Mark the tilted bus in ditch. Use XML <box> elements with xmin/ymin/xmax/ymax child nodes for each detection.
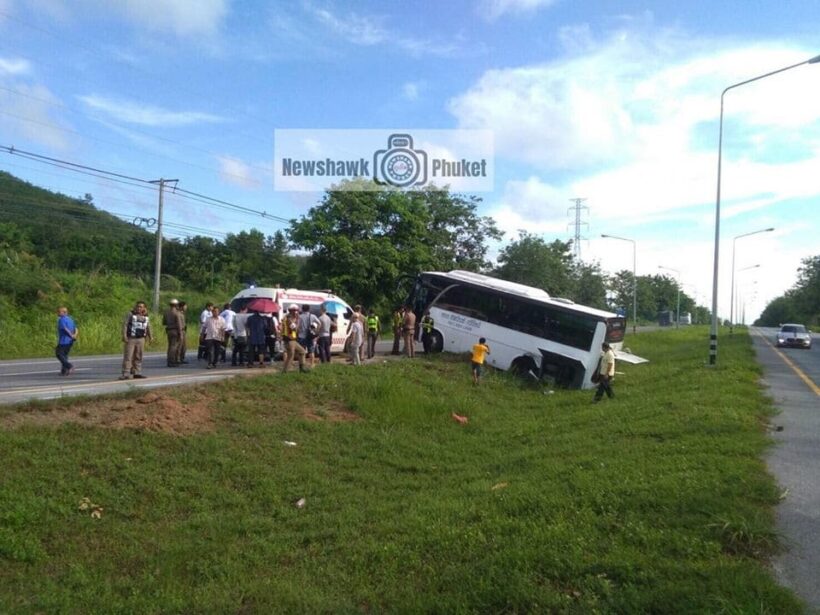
<box><xmin>405</xmin><ymin>270</ymin><xmax>646</xmax><ymax>389</ymax></box>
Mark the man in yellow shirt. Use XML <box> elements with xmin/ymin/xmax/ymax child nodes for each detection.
<box><xmin>471</xmin><ymin>337</ymin><xmax>490</xmax><ymax>385</ymax></box>
<box><xmin>593</xmin><ymin>342</ymin><xmax>616</xmax><ymax>402</ymax></box>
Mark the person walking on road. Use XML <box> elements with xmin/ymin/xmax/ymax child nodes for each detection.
<box><xmin>55</xmin><ymin>306</ymin><xmax>78</xmax><ymax>376</ymax></box>
<box><xmin>420</xmin><ymin>310</ymin><xmax>435</xmax><ymax>355</ymax></box>
<box><xmin>162</xmin><ymin>298</ymin><xmax>184</xmax><ymax>367</ymax></box>
<box><xmin>232</xmin><ymin>307</ymin><xmax>249</xmax><ymax>366</ymax></box>
<box><xmin>391</xmin><ymin>306</ymin><xmax>403</xmax><ymax>355</ymax></box>
<box><xmin>366</xmin><ymin>309</ymin><xmax>380</xmax><ymax>359</ymax></box>
<box><xmin>120</xmin><ymin>301</ymin><xmax>152</xmax><ymax>380</ymax></box>
<box><xmin>203</xmin><ymin>305</ymin><xmax>227</xmax><ymax>369</ymax></box>
<box><xmin>402</xmin><ymin>304</ymin><xmax>416</xmax><ymax>358</ymax></box>
<box><xmin>593</xmin><ymin>342</ymin><xmax>616</xmax><ymax>402</ymax></box>
<box><xmin>281</xmin><ymin>304</ymin><xmax>308</xmax><ymax>373</ymax></box>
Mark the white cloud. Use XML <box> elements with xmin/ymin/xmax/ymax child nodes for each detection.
<box><xmin>0</xmin><ymin>83</ymin><xmax>71</xmax><ymax>150</ymax></box>
<box><xmin>480</xmin><ymin>0</ymin><xmax>558</xmax><ymax>20</ymax></box>
<box><xmin>78</xmin><ymin>94</ymin><xmax>225</xmax><ymax>127</ymax></box>
<box><xmin>402</xmin><ymin>81</ymin><xmax>422</xmax><ymax>101</ymax></box>
<box><xmin>107</xmin><ymin>0</ymin><xmax>229</xmax><ymax>37</ymax></box>
<box><xmin>308</xmin><ymin>6</ymin><xmax>461</xmax><ymax>57</ymax></box>
<box><xmin>217</xmin><ymin>155</ymin><xmax>261</xmax><ymax>189</ymax></box>
<box><xmin>0</xmin><ymin>56</ymin><xmax>31</xmax><ymax>75</ymax></box>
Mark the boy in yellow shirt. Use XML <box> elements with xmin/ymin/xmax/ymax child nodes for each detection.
<box><xmin>471</xmin><ymin>337</ymin><xmax>490</xmax><ymax>385</ymax></box>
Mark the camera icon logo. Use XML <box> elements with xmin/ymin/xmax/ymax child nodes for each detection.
<box><xmin>373</xmin><ymin>133</ymin><xmax>428</xmax><ymax>188</ymax></box>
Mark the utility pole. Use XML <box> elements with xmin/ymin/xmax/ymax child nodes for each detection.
<box><xmin>150</xmin><ymin>178</ymin><xmax>178</xmax><ymax>313</ymax></box>
<box><xmin>567</xmin><ymin>198</ymin><xmax>588</xmax><ymax>260</ymax></box>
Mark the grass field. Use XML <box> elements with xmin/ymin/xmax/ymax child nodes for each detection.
<box><xmin>0</xmin><ymin>327</ymin><xmax>803</xmax><ymax>613</ymax></box>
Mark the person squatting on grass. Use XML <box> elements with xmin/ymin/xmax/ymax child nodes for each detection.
<box><xmin>55</xmin><ymin>306</ymin><xmax>78</xmax><ymax>376</ymax></box>
<box><xmin>471</xmin><ymin>337</ymin><xmax>490</xmax><ymax>385</ymax></box>
<box><xmin>593</xmin><ymin>342</ymin><xmax>616</xmax><ymax>402</ymax></box>
<box><xmin>120</xmin><ymin>301</ymin><xmax>152</xmax><ymax>380</ymax></box>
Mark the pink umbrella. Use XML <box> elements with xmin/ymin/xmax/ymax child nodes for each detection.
<box><xmin>246</xmin><ymin>298</ymin><xmax>279</xmax><ymax>314</ymax></box>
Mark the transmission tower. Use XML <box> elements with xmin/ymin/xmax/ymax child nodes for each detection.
<box><xmin>567</xmin><ymin>197</ymin><xmax>588</xmax><ymax>260</ymax></box>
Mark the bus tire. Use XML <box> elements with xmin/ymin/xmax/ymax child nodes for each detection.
<box><xmin>429</xmin><ymin>330</ymin><xmax>443</xmax><ymax>353</ymax></box>
<box><xmin>510</xmin><ymin>356</ymin><xmax>538</xmax><ymax>380</ymax></box>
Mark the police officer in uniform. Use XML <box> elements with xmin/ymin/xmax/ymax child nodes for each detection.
<box><xmin>366</xmin><ymin>309</ymin><xmax>380</xmax><ymax>359</ymax></box>
<box><xmin>281</xmin><ymin>304</ymin><xmax>308</xmax><ymax>373</ymax></box>
<box><xmin>420</xmin><ymin>310</ymin><xmax>435</xmax><ymax>354</ymax></box>
<box><xmin>391</xmin><ymin>306</ymin><xmax>403</xmax><ymax>355</ymax></box>
<box><xmin>120</xmin><ymin>301</ymin><xmax>152</xmax><ymax>380</ymax></box>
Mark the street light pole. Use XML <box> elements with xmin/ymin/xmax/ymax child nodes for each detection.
<box><xmin>710</xmin><ymin>53</ymin><xmax>820</xmax><ymax>365</ymax></box>
<box><xmin>735</xmin><ymin>265</ymin><xmax>759</xmax><ymax>327</ymax></box>
<box><xmin>730</xmin><ymin>228</ymin><xmax>773</xmax><ymax>334</ymax></box>
<box><xmin>658</xmin><ymin>265</ymin><xmax>681</xmax><ymax>329</ymax></box>
<box><xmin>602</xmin><ymin>234</ymin><xmax>637</xmax><ymax>334</ymax></box>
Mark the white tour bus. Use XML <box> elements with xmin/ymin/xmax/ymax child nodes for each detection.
<box><xmin>405</xmin><ymin>270</ymin><xmax>646</xmax><ymax>389</ymax></box>
<box><xmin>230</xmin><ymin>286</ymin><xmax>353</xmax><ymax>353</ymax></box>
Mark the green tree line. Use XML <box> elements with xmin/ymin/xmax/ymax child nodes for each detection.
<box><xmin>756</xmin><ymin>255</ymin><xmax>820</xmax><ymax>326</ymax></box>
<box><xmin>1</xmin><ymin>171</ymin><xmax>706</xmax><ymax>329</ymax></box>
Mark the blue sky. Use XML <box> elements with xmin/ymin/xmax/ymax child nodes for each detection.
<box><xmin>1</xmin><ymin>0</ymin><xmax>819</xmax><ymax>322</ymax></box>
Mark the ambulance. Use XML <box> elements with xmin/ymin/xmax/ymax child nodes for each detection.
<box><xmin>229</xmin><ymin>286</ymin><xmax>354</xmax><ymax>353</ymax></box>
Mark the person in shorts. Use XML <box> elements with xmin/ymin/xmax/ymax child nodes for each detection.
<box><xmin>471</xmin><ymin>337</ymin><xmax>491</xmax><ymax>386</ymax></box>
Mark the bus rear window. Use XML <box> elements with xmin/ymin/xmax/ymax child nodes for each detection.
<box><xmin>605</xmin><ymin>317</ymin><xmax>625</xmax><ymax>343</ymax></box>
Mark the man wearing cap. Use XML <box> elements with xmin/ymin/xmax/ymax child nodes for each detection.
<box><xmin>162</xmin><ymin>298</ymin><xmax>184</xmax><ymax>367</ymax></box>
<box><xmin>281</xmin><ymin>304</ymin><xmax>308</xmax><ymax>373</ymax></box>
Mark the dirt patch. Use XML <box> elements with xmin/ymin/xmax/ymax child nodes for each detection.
<box><xmin>1</xmin><ymin>391</ymin><xmax>216</xmax><ymax>436</ymax></box>
<box><xmin>302</xmin><ymin>400</ymin><xmax>360</xmax><ymax>422</ymax></box>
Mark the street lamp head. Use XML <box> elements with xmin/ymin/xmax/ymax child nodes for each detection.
<box><xmin>808</xmin><ymin>54</ymin><xmax>820</xmax><ymax>64</ymax></box>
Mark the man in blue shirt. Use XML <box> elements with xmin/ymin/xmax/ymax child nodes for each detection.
<box><xmin>56</xmin><ymin>306</ymin><xmax>78</xmax><ymax>376</ymax></box>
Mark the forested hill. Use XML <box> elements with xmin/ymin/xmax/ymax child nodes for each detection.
<box><xmin>0</xmin><ymin>170</ymin><xmax>155</xmax><ymax>274</ymax></box>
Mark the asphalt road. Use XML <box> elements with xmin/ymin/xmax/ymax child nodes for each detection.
<box><xmin>751</xmin><ymin>326</ymin><xmax>820</xmax><ymax>609</ymax></box>
<box><xmin>0</xmin><ymin>340</ymin><xmax>400</xmax><ymax>405</ymax></box>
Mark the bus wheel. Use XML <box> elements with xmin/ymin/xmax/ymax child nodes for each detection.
<box><xmin>430</xmin><ymin>330</ymin><xmax>443</xmax><ymax>353</ymax></box>
<box><xmin>510</xmin><ymin>357</ymin><xmax>538</xmax><ymax>380</ymax></box>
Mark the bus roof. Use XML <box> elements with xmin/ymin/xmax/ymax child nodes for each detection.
<box><xmin>423</xmin><ymin>270</ymin><xmax>619</xmax><ymax>320</ymax></box>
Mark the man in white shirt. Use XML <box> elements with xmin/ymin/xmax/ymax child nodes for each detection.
<box><xmin>198</xmin><ymin>302</ymin><xmax>214</xmax><ymax>360</ymax></box>
<box><xmin>219</xmin><ymin>303</ymin><xmax>236</xmax><ymax>363</ymax></box>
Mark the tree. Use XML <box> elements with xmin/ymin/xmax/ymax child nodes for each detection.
<box><xmin>289</xmin><ymin>180</ymin><xmax>502</xmax><ymax>311</ymax></box>
<box><xmin>756</xmin><ymin>255</ymin><xmax>820</xmax><ymax>326</ymax></box>
<box><xmin>571</xmin><ymin>260</ymin><xmax>608</xmax><ymax>309</ymax></box>
<box><xmin>494</xmin><ymin>233</ymin><xmax>575</xmax><ymax>297</ymax></box>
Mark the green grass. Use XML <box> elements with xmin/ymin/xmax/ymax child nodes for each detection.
<box><xmin>0</xmin><ymin>327</ymin><xmax>803</xmax><ymax>613</ymax></box>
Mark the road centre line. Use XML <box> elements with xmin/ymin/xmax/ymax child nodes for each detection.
<box><xmin>756</xmin><ymin>330</ymin><xmax>820</xmax><ymax>397</ymax></box>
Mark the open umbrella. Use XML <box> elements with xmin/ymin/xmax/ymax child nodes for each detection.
<box><xmin>246</xmin><ymin>297</ymin><xmax>279</xmax><ymax>314</ymax></box>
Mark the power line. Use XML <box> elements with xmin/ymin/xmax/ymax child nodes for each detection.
<box><xmin>1</xmin><ymin>145</ymin><xmax>287</xmax><ymax>226</ymax></box>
